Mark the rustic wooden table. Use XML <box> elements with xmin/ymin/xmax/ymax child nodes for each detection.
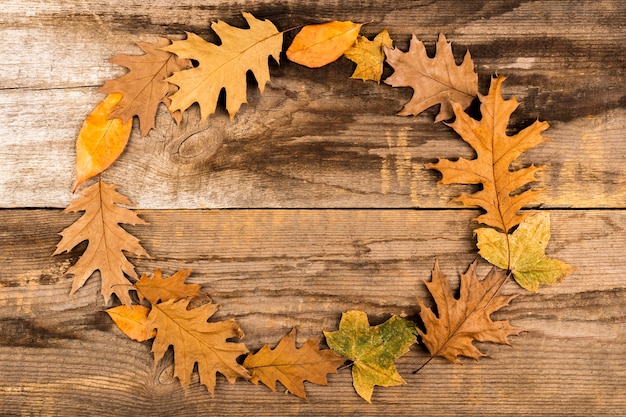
<box><xmin>1</xmin><ymin>1</ymin><xmax>624</xmax><ymax>415</ymax></box>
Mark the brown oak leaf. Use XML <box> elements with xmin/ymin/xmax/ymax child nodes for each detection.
<box><xmin>100</xmin><ymin>37</ymin><xmax>191</xmax><ymax>136</ymax></box>
<box><xmin>428</xmin><ymin>76</ymin><xmax>549</xmax><ymax>233</ymax></box>
<box><xmin>243</xmin><ymin>328</ymin><xmax>344</xmax><ymax>398</ymax></box>
<box><xmin>163</xmin><ymin>12</ymin><xmax>282</xmax><ymax>121</ymax></box>
<box><xmin>384</xmin><ymin>33</ymin><xmax>478</xmax><ymax>122</ymax></box>
<box><xmin>135</xmin><ymin>269</ymin><xmax>201</xmax><ymax>304</ymax></box>
<box><xmin>54</xmin><ymin>179</ymin><xmax>149</xmax><ymax>305</ymax></box>
<box><xmin>417</xmin><ymin>260</ymin><xmax>523</xmax><ymax>363</ymax></box>
<box><xmin>148</xmin><ymin>298</ymin><xmax>250</xmax><ymax>393</ymax></box>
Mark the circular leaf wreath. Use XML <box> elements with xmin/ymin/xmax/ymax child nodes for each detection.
<box><xmin>54</xmin><ymin>13</ymin><xmax>574</xmax><ymax>402</ymax></box>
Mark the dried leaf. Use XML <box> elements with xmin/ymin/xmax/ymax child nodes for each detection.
<box><xmin>384</xmin><ymin>33</ymin><xmax>478</xmax><ymax>122</ymax></box>
<box><xmin>148</xmin><ymin>298</ymin><xmax>250</xmax><ymax>393</ymax></box>
<box><xmin>427</xmin><ymin>76</ymin><xmax>549</xmax><ymax>233</ymax></box>
<box><xmin>135</xmin><ymin>269</ymin><xmax>201</xmax><ymax>304</ymax></box>
<box><xmin>417</xmin><ymin>260</ymin><xmax>523</xmax><ymax>364</ymax></box>
<box><xmin>324</xmin><ymin>310</ymin><xmax>416</xmax><ymax>402</ymax></box>
<box><xmin>286</xmin><ymin>21</ymin><xmax>363</xmax><ymax>68</ymax></box>
<box><xmin>73</xmin><ymin>93</ymin><xmax>132</xmax><ymax>192</ymax></box>
<box><xmin>476</xmin><ymin>212</ymin><xmax>575</xmax><ymax>292</ymax></box>
<box><xmin>344</xmin><ymin>29</ymin><xmax>393</xmax><ymax>83</ymax></box>
<box><xmin>163</xmin><ymin>12</ymin><xmax>282</xmax><ymax>121</ymax></box>
<box><xmin>243</xmin><ymin>328</ymin><xmax>344</xmax><ymax>398</ymax></box>
<box><xmin>100</xmin><ymin>37</ymin><xmax>191</xmax><ymax>136</ymax></box>
<box><xmin>105</xmin><ymin>304</ymin><xmax>155</xmax><ymax>342</ymax></box>
<box><xmin>53</xmin><ymin>179</ymin><xmax>149</xmax><ymax>305</ymax></box>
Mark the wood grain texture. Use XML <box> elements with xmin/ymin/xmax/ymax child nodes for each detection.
<box><xmin>1</xmin><ymin>0</ymin><xmax>625</xmax><ymax>415</ymax></box>
<box><xmin>0</xmin><ymin>0</ymin><xmax>624</xmax><ymax>208</ymax></box>
<box><xmin>1</xmin><ymin>209</ymin><xmax>625</xmax><ymax>415</ymax></box>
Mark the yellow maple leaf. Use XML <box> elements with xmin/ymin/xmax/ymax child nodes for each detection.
<box><xmin>163</xmin><ymin>12</ymin><xmax>282</xmax><ymax>121</ymax></box>
<box><xmin>344</xmin><ymin>29</ymin><xmax>393</xmax><ymax>83</ymax></box>
<box><xmin>476</xmin><ymin>212</ymin><xmax>575</xmax><ymax>292</ymax></box>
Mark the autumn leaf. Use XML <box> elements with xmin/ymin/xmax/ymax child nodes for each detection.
<box><xmin>135</xmin><ymin>269</ymin><xmax>201</xmax><ymax>304</ymax></box>
<box><xmin>286</xmin><ymin>21</ymin><xmax>363</xmax><ymax>68</ymax></box>
<box><xmin>324</xmin><ymin>310</ymin><xmax>416</xmax><ymax>402</ymax></box>
<box><xmin>105</xmin><ymin>304</ymin><xmax>155</xmax><ymax>342</ymax></box>
<box><xmin>344</xmin><ymin>29</ymin><xmax>393</xmax><ymax>83</ymax></box>
<box><xmin>384</xmin><ymin>33</ymin><xmax>478</xmax><ymax>122</ymax></box>
<box><xmin>243</xmin><ymin>328</ymin><xmax>344</xmax><ymax>398</ymax></box>
<box><xmin>163</xmin><ymin>12</ymin><xmax>282</xmax><ymax>121</ymax></box>
<box><xmin>476</xmin><ymin>211</ymin><xmax>575</xmax><ymax>292</ymax></box>
<box><xmin>417</xmin><ymin>260</ymin><xmax>523</xmax><ymax>364</ymax></box>
<box><xmin>53</xmin><ymin>179</ymin><xmax>149</xmax><ymax>305</ymax></box>
<box><xmin>148</xmin><ymin>298</ymin><xmax>250</xmax><ymax>393</ymax></box>
<box><xmin>73</xmin><ymin>93</ymin><xmax>132</xmax><ymax>192</ymax></box>
<box><xmin>100</xmin><ymin>37</ymin><xmax>191</xmax><ymax>136</ymax></box>
<box><xmin>427</xmin><ymin>76</ymin><xmax>549</xmax><ymax>233</ymax></box>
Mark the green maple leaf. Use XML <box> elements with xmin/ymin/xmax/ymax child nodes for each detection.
<box><xmin>476</xmin><ymin>211</ymin><xmax>575</xmax><ymax>291</ymax></box>
<box><xmin>324</xmin><ymin>310</ymin><xmax>416</xmax><ymax>402</ymax></box>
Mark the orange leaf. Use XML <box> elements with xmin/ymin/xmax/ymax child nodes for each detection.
<box><xmin>135</xmin><ymin>269</ymin><xmax>201</xmax><ymax>304</ymax></box>
<box><xmin>73</xmin><ymin>93</ymin><xmax>132</xmax><ymax>192</ymax></box>
<box><xmin>287</xmin><ymin>21</ymin><xmax>363</xmax><ymax>68</ymax></box>
<box><xmin>243</xmin><ymin>328</ymin><xmax>344</xmax><ymax>398</ymax></box>
<box><xmin>106</xmin><ymin>304</ymin><xmax>155</xmax><ymax>342</ymax></box>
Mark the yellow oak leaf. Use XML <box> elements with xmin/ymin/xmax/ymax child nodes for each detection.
<box><xmin>286</xmin><ymin>21</ymin><xmax>363</xmax><ymax>68</ymax></box>
<box><xmin>418</xmin><ymin>260</ymin><xmax>523</xmax><ymax>364</ymax></box>
<box><xmin>148</xmin><ymin>298</ymin><xmax>250</xmax><ymax>393</ymax></box>
<box><xmin>163</xmin><ymin>12</ymin><xmax>282</xmax><ymax>121</ymax></box>
<box><xmin>476</xmin><ymin>211</ymin><xmax>575</xmax><ymax>292</ymax></box>
<box><xmin>105</xmin><ymin>304</ymin><xmax>155</xmax><ymax>342</ymax></box>
<box><xmin>53</xmin><ymin>179</ymin><xmax>149</xmax><ymax>305</ymax></box>
<box><xmin>243</xmin><ymin>328</ymin><xmax>344</xmax><ymax>398</ymax></box>
<box><xmin>73</xmin><ymin>93</ymin><xmax>132</xmax><ymax>192</ymax></box>
<box><xmin>428</xmin><ymin>76</ymin><xmax>548</xmax><ymax>233</ymax></box>
<box><xmin>344</xmin><ymin>29</ymin><xmax>393</xmax><ymax>83</ymax></box>
<box><xmin>384</xmin><ymin>33</ymin><xmax>477</xmax><ymax>122</ymax></box>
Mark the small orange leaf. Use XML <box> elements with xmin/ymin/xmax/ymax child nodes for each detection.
<box><xmin>106</xmin><ymin>304</ymin><xmax>156</xmax><ymax>342</ymax></box>
<box><xmin>73</xmin><ymin>93</ymin><xmax>132</xmax><ymax>192</ymax></box>
<box><xmin>286</xmin><ymin>21</ymin><xmax>363</xmax><ymax>68</ymax></box>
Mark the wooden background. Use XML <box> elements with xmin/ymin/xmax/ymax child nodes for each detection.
<box><xmin>1</xmin><ymin>0</ymin><xmax>624</xmax><ymax>415</ymax></box>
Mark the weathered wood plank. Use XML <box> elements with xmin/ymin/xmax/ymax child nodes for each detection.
<box><xmin>1</xmin><ymin>0</ymin><xmax>624</xmax><ymax>209</ymax></box>
<box><xmin>1</xmin><ymin>209</ymin><xmax>624</xmax><ymax>415</ymax></box>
